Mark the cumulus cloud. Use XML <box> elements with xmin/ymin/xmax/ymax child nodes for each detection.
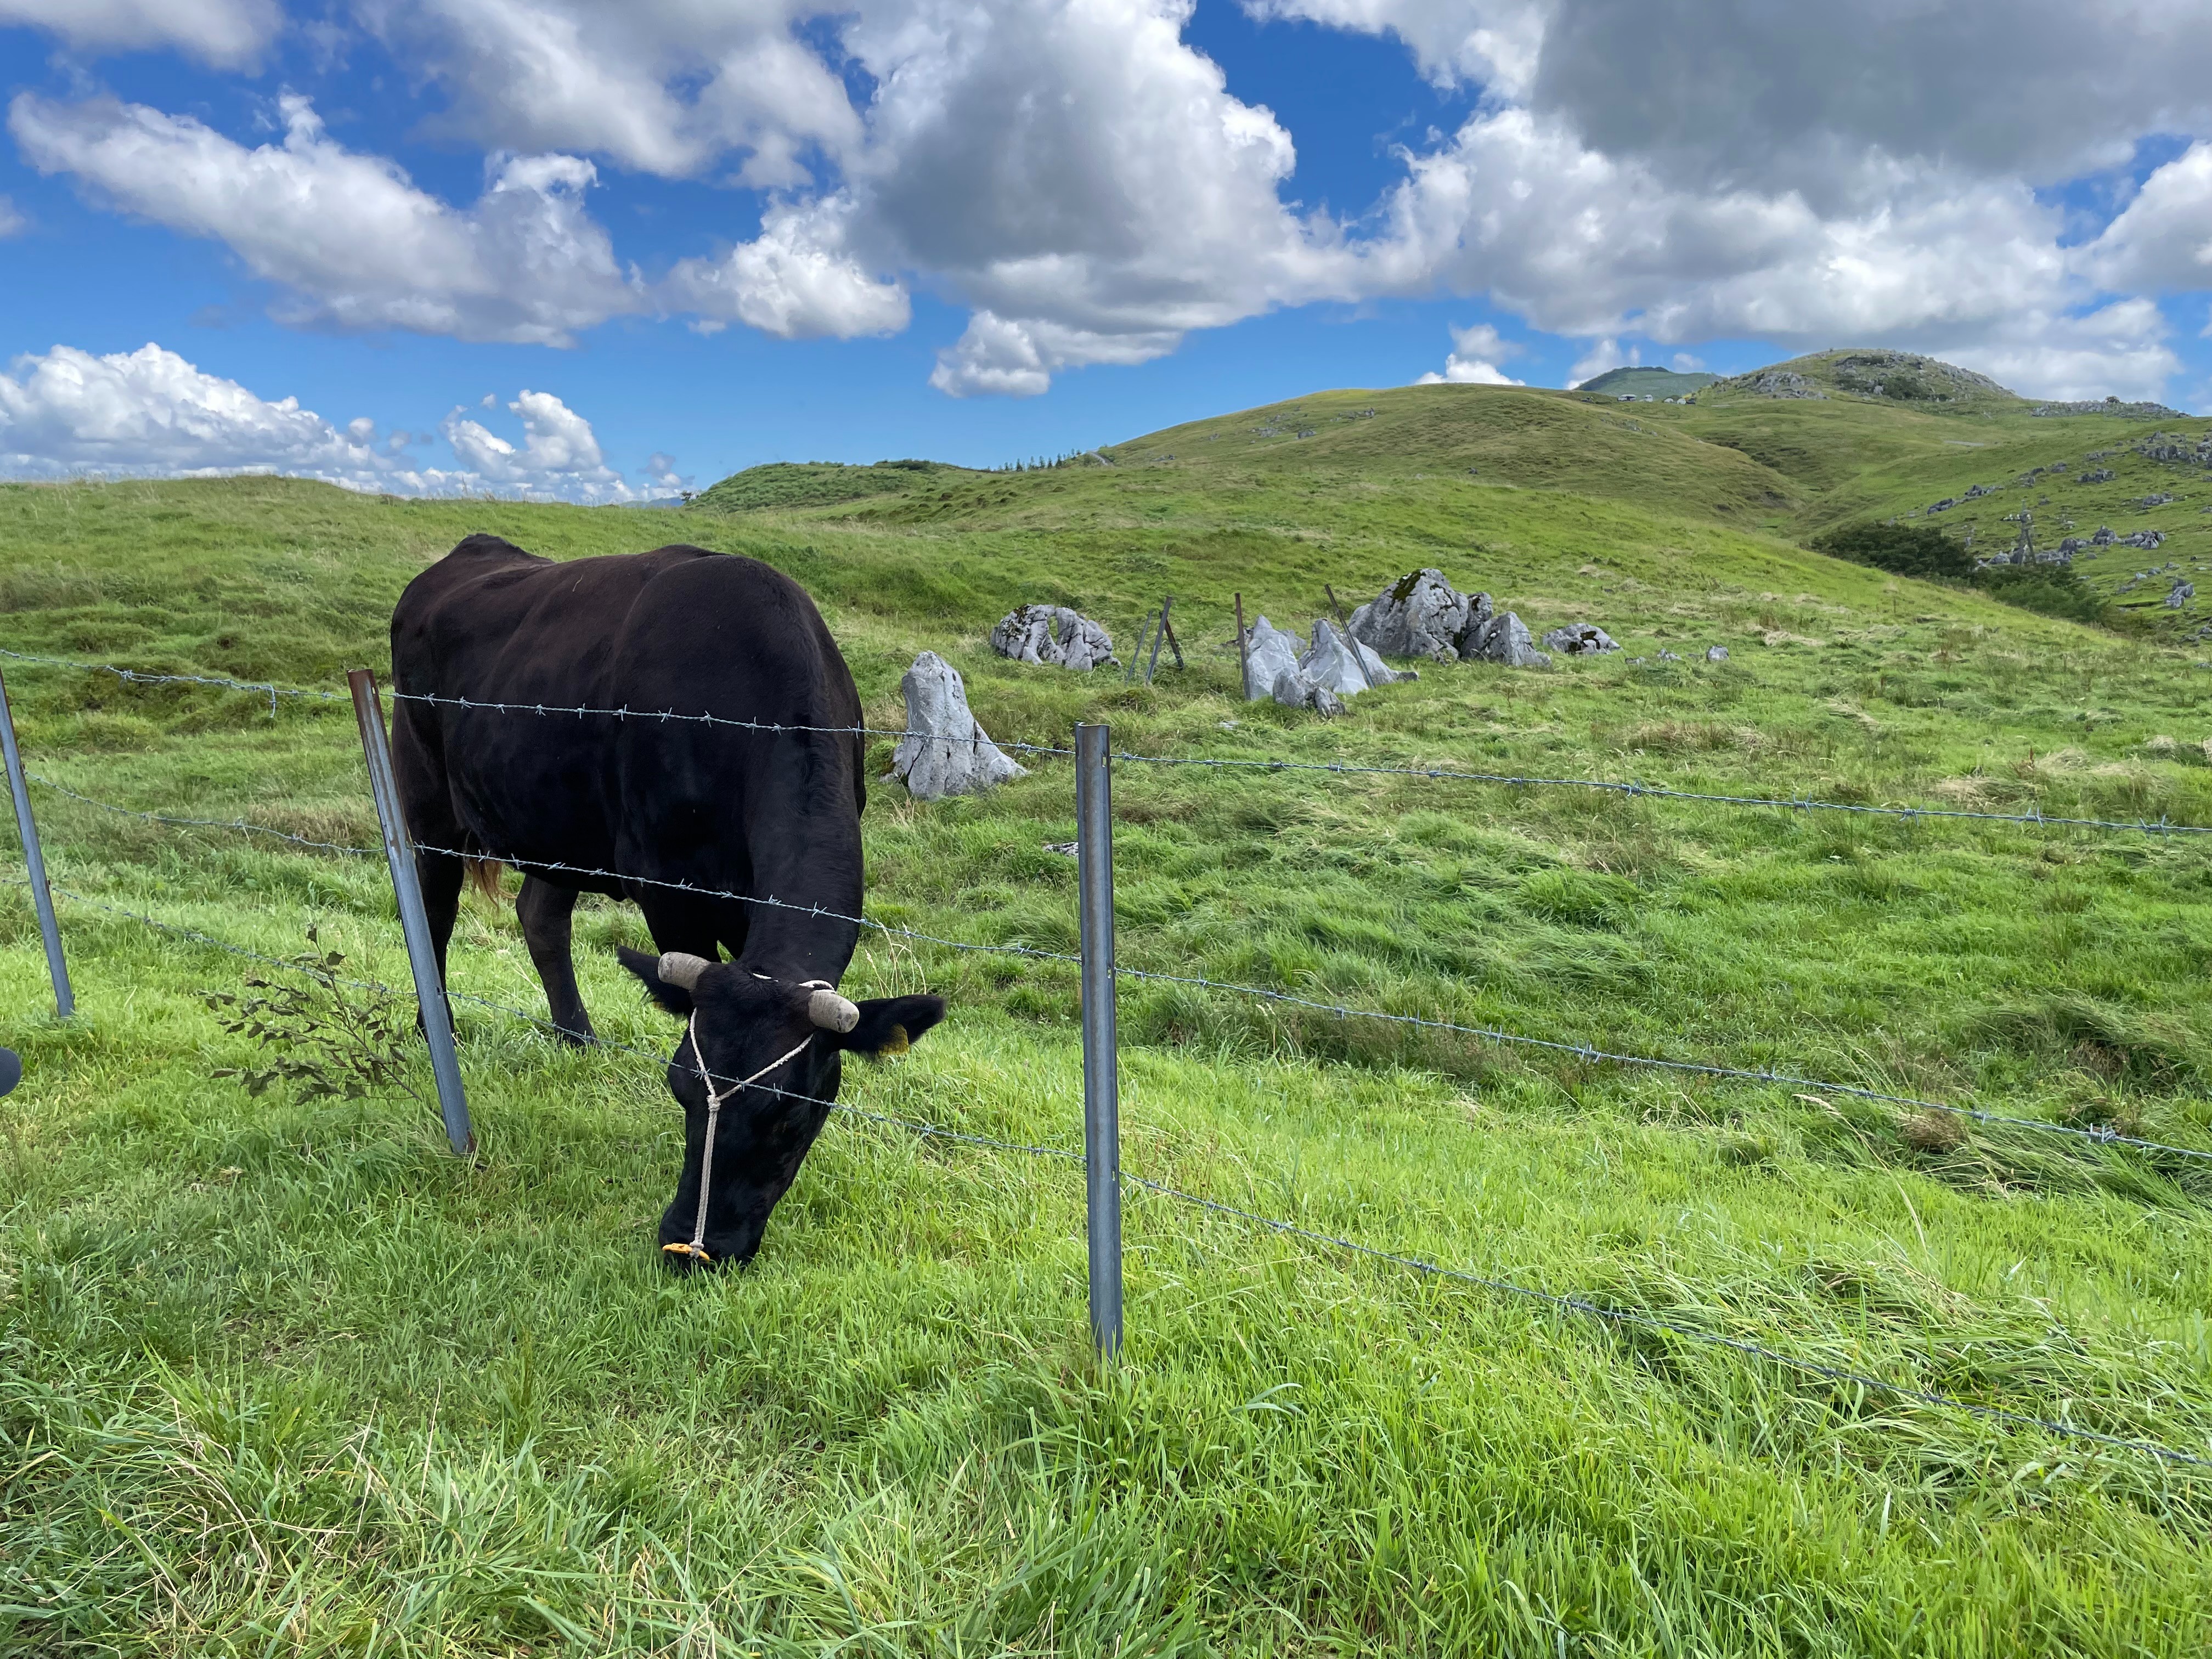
<box><xmin>9</xmin><ymin>92</ymin><xmax>642</xmax><ymax>345</ymax></box>
<box><xmin>0</xmin><ymin>0</ymin><xmax>280</xmax><ymax>66</ymax></box>
<box><xmin>1414</xmin><ymin>321</ymin><xmax>1523</xmax><ymax>384</ymax></box>
<box><xmin>2084</xmin><ymin>142</ymin><xmax>2212</xmax><ymax>295</ymax></box>
<box><xmin>0</xmin><ymin>342</ymin><xmax>681</xmax><ymax>501</ymax></box>
<box><xmin>1567</xmin><ymin>337</ymin><xmax>1633</xmax><ymax>386</ymax></box>
<box><xmin>847</xmin><ymin>0</ymin><xmax>1355</xmax><ymax>391</ymax></box>
<box><xmin>437</xmin><ymin>388</ymin><xmax>678</xmax><ymax>501</ymax></box>
<box><xmin>357</xmin><ymin>0</ymin><xmax>862</xmax><ymax>186</ymax></box>
<box><xmin>667</xmin><ymin>196</ymin><xmax>910</xmax><ymax>338</ymax></box>
<box><xmin>13</xmin><ymin>0</ymin><xmax>2210</xmax><ymax>403</ymax></box>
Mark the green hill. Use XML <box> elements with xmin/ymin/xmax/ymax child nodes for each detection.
<box><xmin>690</xmin><ymin>456</ymin><xmax>972</xmax><ymax>511</ymax></box>
<box><xmin>6</xmin><ymin>362</ymin><xmax>2212</xmax><ymax>1647</ymax></box>
<box><xmin>1573</xmin><ymin>365</ymin><xmax>1717</xmax><ymax>397</ymax></box>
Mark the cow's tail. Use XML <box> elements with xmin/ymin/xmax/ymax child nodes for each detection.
<box><xmin>465</xmin><ymin>858</ymin><xmax>506</xmax><ymax>902</ymax></box>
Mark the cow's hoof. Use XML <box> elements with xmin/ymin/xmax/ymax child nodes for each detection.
<box><xmin>552</xmin><ymin>1024</ymin><xmax>596</xmax><ymax>1048</ymax></box>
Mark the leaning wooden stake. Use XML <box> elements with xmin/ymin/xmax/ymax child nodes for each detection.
<box><xmin>1325</xmin><ymin>583</ymin><xmax>1378</xmax><ymax>691</ymax></box>
<box><xmin>349</xmin><ymin>669</ymin><xmax>475</xmax><ymax>1156</ymax></box>
<box><xmin>1233</xmin><ymin>592</ymin><xmax>1251</xmax><ymax>701</ymax></box>
<box><xmin>1157</xmin><ymin>595</ymin><xmax>1186</xmax><ymax>670</ymax></box>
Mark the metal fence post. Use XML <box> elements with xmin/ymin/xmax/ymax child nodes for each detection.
<box><xmin>0</xmin><ymin>669</ymin><xmax>72</xmax><ymax>1018</ymax></box>
<box><xmin>348</xmin><ymin>669</ymin><xmax>475</xmax><ymax>1156</ymax></box>
<box><xmin>1075</xmin><ymin>723</ymin><xmax>1124</xmax><ymax>1356</ymax></box>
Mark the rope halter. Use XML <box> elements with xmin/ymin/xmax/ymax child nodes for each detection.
<box><xmin>662</xmin><ymin>974</ymin><xmax>840</xmax><ymax>1265</ymax></box>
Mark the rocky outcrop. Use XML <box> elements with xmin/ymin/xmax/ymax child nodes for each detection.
<box><xmin>989</xmin><ymin>605</ymin><xmax>1117</xmax><ymax>670</ymax></box>
<box><xmin>890</xmin><ymin>652</ymin><xmax>1026</xmax><ymax>800</ymax></box>
<box><xmin>1705</xmin><ymin>646</ymin><xmax>1730</xmax><ymax>662</ymax></box>
<box><xmin>1542</xmin><ymin>624</ymin><xmax>1621</xmax><ymax>656</ymax></box>
<box><xmin>1240</xmin><ymin>614</ymin><xmax>1305</xmax><ymax>701</ymax></box>
<box><xmin>1346</xmin><ymin>569</ymin><xmax>1482</xmax><ymax>663</ymax></box>
<box><xmin>2169</xmin><ymin>580</ymin><xmax>2196</xmax><ymax>610</ymax></box>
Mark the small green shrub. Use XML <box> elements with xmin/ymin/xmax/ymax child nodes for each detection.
<box><xmin>1809</xmin><ymin>522</ymin><xmax>1972</xmax><ymax>580</ymax></box>
<box><xmin>1974</xmin><ymin>563</ymin><xmax>2109</xmax><ymax>625</ymax></box>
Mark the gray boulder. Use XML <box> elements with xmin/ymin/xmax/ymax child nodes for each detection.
<box><xmin>890</xmin><ymin>652</ymin><xmax>1026</xmax><ymax>800</ymax></box>
<box><xmin>1242</xmin><ymin>614</ymin><xmax>1305</xmax><ymax>701</ymax></box>
<box><xmin>1706</xmin><ymin>646</ymin><xmax>1730</xmax><ymax>662</ymax></box>
<box><xmin>1271</xmin><ymin>668</ymin><xmax>1345</xmax><ymax>716</ymax></box>
<box><xmin>1347</xmin><ymin>569</ymin><xmax>1475</xmax><ymax>662</ymax></box>
<box><xmin>1542</xmin><ymin>623</ymin><xmax>1621</xmax><ymax>656</ymax></box>
<box><xmin>989</xmin><ymin>604</ymin><xmax>1118</xmax><ymax>670</ymax></box>
<box><xmin>2091</xmin><ymin>525</ymin><xmax>2115</xmax><ymax>545</ymax></box>
<box><xmin>2169</xmin><ymin>580</ymin><xmax>2195</xmax><ymax>610</ymax></box>
<box><xmin>1464</xmin><ymin>611</ymin><xmax>1550</xmax><ymax>669</ymax></box>
<box><xmin>1299</xmin><ymin>618</ymin><xmax>1414</xmax><ymax>696</ymax></box>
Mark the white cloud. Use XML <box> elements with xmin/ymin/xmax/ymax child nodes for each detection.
<box><xmin>844</xmin><ymin>0</ymin><xmax>1355</xmax><ymax>392</ymax></box>
<box><xmin>2083</xmin><ymin>142</ymin><xmax>2212</xmax><ymax>295</ymax></box>
<box><xmin>9</xmin><ymin>92</ymin><xmax>642</xmax><ymax>345</ymax></box>
<box><xmin>0</xmin><ymin>196</ymin><xmax>22</xmax><ymax>237</ymax></box>
<box><xmin>667</xmin><ymin>196</ymin><xmax>909</xmax><ymax>338</ymax></box>
<box><xmin>0</xmin><ymin>0</ymin><xmax>280</xmax><ymax>66</ymax></box>
<box><xmin>437</xmin><ymin>388</ymin><xmax>672</xmax><ymax>501</ymax></box>
<box><xmin>1414</xmin><ymin>320</ymin><xmax>1523</xmax><ymax>383</ymax></box>
<box><xmin>0</xmin><ymin>342</ymin><xmax>680</xmax><ymax>501</ymax></box>
<box><xmin>929</xmin><ymin>312</ymin><xmax>1183</xmax><ymax>398</ymax></box>
<box><xmin>1669</xmin><ymin>351</ymin><xmax>1703</xmax><ymax>370</ymax></box>
<box><xmin>1567</xmin><ymin>337</ymin><xmax>1632</xmax><ymax>386</ymax></box>
<box><xmin>358</xmin><ymin>0</ymin><xmax>862</xmax><ymax>186</ymax></box>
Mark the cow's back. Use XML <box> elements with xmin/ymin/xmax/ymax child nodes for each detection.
<box><xmin>389</xmin><ymin>535</ymin><xmax>865</xmax><ymax>940</ymax></box>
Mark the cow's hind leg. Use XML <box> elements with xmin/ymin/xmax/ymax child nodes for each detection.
<box><xmin>517</xmin><ymin>876</ymin><xmax>596</xmax><ymax>1045</ymax></box>
<box><xmin>415</xmin><ymin>849</ymin><xmax>465</xmax><ymax>1033</ymax></box>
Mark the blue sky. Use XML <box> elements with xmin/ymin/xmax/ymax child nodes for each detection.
<box><xmin>2</xmin><ymin>0</ymin><xmax>2208</xmax><ymax>501</ymax></box>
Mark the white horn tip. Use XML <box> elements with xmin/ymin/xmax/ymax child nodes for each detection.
<box><xmin>809</xmin><ymin>989</ymin><xmax>860</xmax><ymax>1033</ymax></box>
<box><xmin>658</xmin><ymin>951</ymin><xmax>713</xmax><ymax>989</ymax></box>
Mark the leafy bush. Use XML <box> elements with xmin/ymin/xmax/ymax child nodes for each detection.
<box><xmin>204</xmin><ymin>928</ymin><xmax>425</xmax><ymax>1107</ymax></box>
<box><xmin>1809</xmin><ymin>522</ymin><xmax>1972</xmax><ymax>580</ymax></box>
<box><xmin>1974</xmin><ymin>562</ymin><xmax>2109</xmax><ymax>625</ymax></box>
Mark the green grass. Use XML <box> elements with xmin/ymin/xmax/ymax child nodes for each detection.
<box><xmin>5</xmin><ymin>417</ymin><xmax>2212</xmax><ymax>1654</ymax></box>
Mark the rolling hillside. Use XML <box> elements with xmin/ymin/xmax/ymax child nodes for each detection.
<box><xmin>6</xmin><ymin>366</ymin><xmax>2212</xmax><ymax>1650</ymax></box>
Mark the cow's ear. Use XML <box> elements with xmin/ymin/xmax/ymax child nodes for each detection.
<box><xmin>836</xmin><ymin>994</ymin><xmax>946</xmax><ymax>1058</ymax></box>
<box><xmin>618</xmin><ymin>946</ymin><xmax>693</xmax><ymax>1017</ymax></box>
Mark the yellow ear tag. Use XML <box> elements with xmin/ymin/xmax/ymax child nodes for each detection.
<box><xmin>877</xmin><ymin>1024</ymin><xmax>910</xmax><ymax>1056</ymax></box>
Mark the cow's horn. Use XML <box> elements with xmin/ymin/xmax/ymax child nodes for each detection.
<box><xmin>808</xmin><ymin>989</ymin><xmax>860</xmax><ymax>1033</ymax></box>
<box><xmin>658</xmin><ymin>952</ymin><xmax>713</xmax><ymax>989</ymax></box>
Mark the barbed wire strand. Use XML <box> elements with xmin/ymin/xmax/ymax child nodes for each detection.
<box><xmin>1121</xmin><ymin>1175</ymin><xmax>2212</xmax><ymax>1470</ymax></box>
<box><xmin>1113</xmin><ymin>963</ymin><xmax>2212</xmax><ymax>1164</ymax></box>
<box><xmin>408</xmin><ymin>842</ymin><xmax>1084</xmax><ymax>969</ymax></box>
<box><xmin>1110</xmin><ymin>749</ymin><xmax>2206</xmax><ymax>839</ymax></box>
<box><xmin>16</xmin><ymin>878</ymin><xmax>2209</xmax><ymax>1470</ymax></box>
<box><xmin>35</xmin><ymin>880</ymin><xmax>1085</xmax><ymax>1166</ymax></box>
<box><xmin>24</xmin><ymin>761</ymin><xmax>2203</xmax><ymax>1165</ymax></box>
<box><xmin>386</xmin><ymin>689</ymin><xmax>1075</xmax><ymax>757</ymax></box>
<box><xmin>7</xmin><ymin>646</ymin><xmax>2205</xmax><ymax>837</ymax></box>
<box><xmin>0</xmin><ymin>647</ymin><xmax>345</xmax><ymax>713</ymax></box>
<box><xmin>27</xmin><ymin>772</ymin><xmax>379</xmax><ymax>857</ymax></box>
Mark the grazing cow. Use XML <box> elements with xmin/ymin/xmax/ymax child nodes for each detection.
<box><xmin>390</xmin><ymin>533</ymin><xmax>944</xmax><ymax>1266</ymax></box>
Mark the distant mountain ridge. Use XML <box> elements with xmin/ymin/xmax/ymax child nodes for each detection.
<box><xmin>1572</xmin><ymin>366</ymin><xmax>1717</xmax><ymax>397</ymax></box>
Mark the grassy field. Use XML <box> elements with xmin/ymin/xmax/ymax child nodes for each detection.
<box><xmin>5</xmin><ymin>375</ymin><xmax>2212</xmax><ymax>1654</ymax></box>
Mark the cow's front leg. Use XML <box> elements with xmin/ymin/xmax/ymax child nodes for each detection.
<box><xmin>517</xmin><ymin>876</ymin><xmax>595</xmax><ymax>1044</ymax></box>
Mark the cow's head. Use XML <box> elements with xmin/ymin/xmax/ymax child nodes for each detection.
<box><xmin>617</xmin><ymin>946</ymin><xmax>945</xmax><ymax>1268</ymax></box>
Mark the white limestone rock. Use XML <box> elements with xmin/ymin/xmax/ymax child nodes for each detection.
<box><xmin>1299</xmin><ymin>619</ymin><xmax>1414</xmax><ymax>696</ymax></box>
<box><xmin>989</xmin><ymin>605</ymin><xmax>1118</xmax><ymax>670</ymax></box>
<box><xmin>1242</xmin><ymin>614</ymin><xmax>1306</xmax><ymax>702</ymax></box>
<box><xmin>1347</xmin><ymin>569</ymin><xmax>1476</xmax><ymax>663</ymax></box>
<box><xmin>1464</xmin><ymin>611</ymin><xmax>1551</xmax><ymax>669</ymax></box>
<box><xmin>890</xmin><ymin>652</ymin><xmax>1026</xmax><ymax>800</ymax></box>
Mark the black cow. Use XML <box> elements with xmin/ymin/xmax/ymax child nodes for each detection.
<box><xmin>390</xmin><ymin>533</ymin><xmax>944</xmax><ymax>1266</ymax></box>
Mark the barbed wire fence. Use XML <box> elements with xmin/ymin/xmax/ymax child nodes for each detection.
<box><xmin>5</xmin><ymin>647</ymin><xmax>2212</xmax><ymax>1474</ymax></box>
